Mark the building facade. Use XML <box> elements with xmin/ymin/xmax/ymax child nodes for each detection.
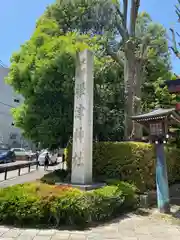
<box><xmin>0</xmin><ymin>66</ymin><xmax>32</xmax><ymax>149</ymax></box>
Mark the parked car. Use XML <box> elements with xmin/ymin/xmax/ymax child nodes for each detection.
<box><xmin>25</xmin><ymin>150</ymin><xmax>36</xmax><ymax>160</ymax></box>
<box><xmin>0</xmin><ymin>144</ymin><xmax>16</xmax><ymax>164</ymax></box>
<box><xmin>11</xmin><ymin>148</ymin><xmax>30</xmax><ymax>160</ymax></box>
<box><xmin>38</xmin><ymin>150</ymin><xmax>58</xmax><ymax>166</ymax></box>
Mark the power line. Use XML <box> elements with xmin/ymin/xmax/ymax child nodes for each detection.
<box><xmin>0</xmin><ymin>60</ymin><xmax>8</xmax><ymax>68</ymax></box>
<box><xmin>0</xmin><ymin>101</ymin><xmax>14</xmax><ymax>108</ymax></box>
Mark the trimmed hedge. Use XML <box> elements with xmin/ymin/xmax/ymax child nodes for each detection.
<box><xmin>66</xmin><ymin>142</ymin><xmax>180</xmax><ymax>192</ymax></box>
<box><xmin>41</xmin><ymin>169</ymin><xmax>68</xmax><ymax>185</ymax></box>
<box><xmin>0</xmin><ymin>181</ymin><xmax>137</xmax><ymax>228</ymax></box>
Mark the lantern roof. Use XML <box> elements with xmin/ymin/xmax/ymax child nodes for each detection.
<box><xmin>131</xmin><ymin>108</ymin><xmax>180</xmax><ymax>123</ymax></box>
<box><xmin>161</xmin><ymin>79</ymin><xmax>180</xmax><ymax>88</ymax></box>
<box><xmin>160</xmin><ymin>79</ymin><xmax>180</xmax><ymax>93</ymax></box>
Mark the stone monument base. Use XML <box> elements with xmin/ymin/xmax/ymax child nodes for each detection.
<box><xmin>55</xmin><ymin>182</ymin><xmax>106</xmax><ymax>191</ymax></box>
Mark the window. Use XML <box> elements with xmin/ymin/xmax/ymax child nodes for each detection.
<box><xmin>150</xmin><ymin>123</ymin><xmax>163</xmax><ymax>136</ymax></box>
<box><xmin>10</xmin><ymin>133</ymin><xmax>17</xmax><ymax>140</ymax></box>
<box><xmin>14</xmin><ymin>149</ymin><xmax>23</xmax><ymax>152</ymax></box>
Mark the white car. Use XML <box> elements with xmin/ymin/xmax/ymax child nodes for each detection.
<box><xmin>38</xmin><ymin>150</ymin><xmax>57</xmax><ymax>166</ymax></box>
<box><xmin>25</xmin><ymin>150</ymin><xmax>36</xmax><ymax>160</ymax></box>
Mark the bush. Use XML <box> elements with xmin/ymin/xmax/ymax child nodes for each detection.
<box><xmin>106</xmin><ymin>180</ymin><xmax>138</xmax><ymax>209</ymax></box>
<box><xmin>41</xmin><ymin>169</ymin><xmax>69</xmax><ymax>185</ymax></box>
<box><xmin>0</xmin><ymin>181</ymin><xmax>137</xmax><ymax>228</ymax></box>
<box><xmin>66</xmin><ymin>142</ymin><xmax>180</xmax><ymax>192</ymax></box>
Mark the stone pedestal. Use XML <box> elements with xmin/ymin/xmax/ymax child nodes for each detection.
<box><xmin>71</xmin><ymin>49</ymin><xmax>94</xmax><ymax>185</ymax></box>
<box><xmin>56</xmin><ymin>182</ymin><xmax>106</xmax><ymax>191</ymax></box>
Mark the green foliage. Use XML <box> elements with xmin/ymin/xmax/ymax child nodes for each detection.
<box><xmin>136</xmin><ymin>14</ymin><xmax>172</xmax><ymax>111</ymax></box>
<box><xmin>0</xmin><ymin>182</ymin><xmax>80</xmax><ymax>226</ymax></box>
<box><xmin>6</xmin><ymin>0</ymin><xmax>172</xmax><ymax>147</ymax></box>
<box><xmin>6</xmin><ymin>28</ymin><xmax>93</xmax><ymax>148</ymax></box>
<box><xmin>41</xmin><ymin>169</ymin><xmax>69</xmax><ymax>185</ymax></box>
<box><xmin>105</xmin><ymin>180</ymin><xmax>138</xmax><ymax>209</ymax></box>
<box><xmin>87</xmin><ymin>186</ymin><xmax>124</xmax><ymax>221</ymax></box>
<box><xmin>6</xmin><ymin>12</ymin><xmax>124</xmax><ymax>147</ymax></box>
<box><xmin>67</xmin><ymin>142</ymin><xmax>180</xmax><ymax>192</ymax></box>
<box><xmin>46</xmin><ymin>0</ymin><xmax>115</xmax><ymax>35</ymax></box>
<box><xmin>0</xmin><ymin>181</ymin><xmax>137</xmax><ymax>228</ymax></box>
<box><xmin>153</xmin><ymin>78</ymin><xmax>176</xmax><ymax>108</ymax></box>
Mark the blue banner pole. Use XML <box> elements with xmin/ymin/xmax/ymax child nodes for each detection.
<box><xmin>155</xmin><ymin>143</ymin><xmax>170</xmax><ymax>213</ymax></box>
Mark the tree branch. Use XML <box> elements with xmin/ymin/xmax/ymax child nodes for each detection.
<box><xmin>175</xmin><ymin>4</ymin><xmax>180</xmax><ymax>21</ymax></box>
<box><xmin>112</xmin><ymin>1</ymin><xmax>128</xmax><ymax>40</ymax></box>
<box><xmin>115</xmin><ymin>16</ymin><xmax>127</xmax><ymax>39</ymax></box>
<box><xmin>130</xmin><ymin>0</ymin><xmax>140</xmax><ymax>37</ymax></box>
<box><xmin>103</xmin><ymin>36</ymin><xmax>124</xmax><ymax>66</ymax></box>
<box><xmin>174</xmin><ymin>73</ymin><xmax>179</xmax><ymax>78</ymax></box>
<box><xmin>170</xmin><ymin>28</ymin><xmax>178</xmax><ymax>50</ymax></box>
<box><xmin>176</xmin><ymin>31</ymin><xmax>180</xmax><ymax>38</ymax></box>
<box><xmin>107</xmin><ymin>48</ymin><xmax>124</xmax><ymax>67</ymax></box>
<box><xmin>140</xmin><ymin>35</ymin><xmax>151</xmax><ymax>59</ymax></box>
<box><xmin>170</xmin><ymin>46</ymin><xmax>180</xmax><ymax>58</ymax></box>
<box><xmin>123</xmin><ymin>0</ymin><xmax>128</xmax><ymax>28</ymax></box>
<box><xmin>170</xmin><ymin>28</ymin><xmax>180</xmax><ymax>58</ymax></box>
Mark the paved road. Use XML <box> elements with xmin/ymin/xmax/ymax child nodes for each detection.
<box><xmin>0</xmin><ymin>208</ymin><xmax>180</xmax><ymax>239</ymax></box>
<box><xmin>0</xmin><ymin>160</ymin><xmax>65</xmax><ymax>188</ymax></box>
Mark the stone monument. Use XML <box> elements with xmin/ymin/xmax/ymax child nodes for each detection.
<box><xmin>71</xmin><ymin>49</ymin><xmax>94</xmax><ymax>185</ymax></box>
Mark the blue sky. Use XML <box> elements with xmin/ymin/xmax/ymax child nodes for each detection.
<box><xmin>0</xmin><ymin>0</ymin><xmax>180</xmax><ymax>74</ymax></box>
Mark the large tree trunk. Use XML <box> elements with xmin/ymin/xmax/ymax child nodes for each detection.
<box><xmin>124</xmin><ymin>41</ymin><xmax>135</xmax><ymax>140</ymax></box>
<box><xmin>109</xmin><ymin>0</ymin><xmax>141</xmax><ymax>140</ymax></box>
<box><xmin>132</xmin><ymin>59</ymin><xmax>143</xmax><ymax>140</ymax></box>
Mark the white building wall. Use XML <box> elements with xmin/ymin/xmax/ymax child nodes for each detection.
<box><xmin>0</xmin><ymin>67</ymin><xmax>32</xmax><ymax>149</ymax></box>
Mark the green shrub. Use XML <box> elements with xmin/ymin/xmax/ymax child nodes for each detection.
<box><xmin>0</xmin><ymin>181</ymin><xmax>137</xmax><ymax>228</ymax></box>
<box><xmin>87</xmin><ymin>186</ymin><xmax>124</xmax><ymax>221</ymax></box>
<box><xmin>66</xmin><ymin>142</ymin><xmax>180</xmax><ymax>192</ymax></box>
<box><xmin>41</xmin><ymin>169</ymin><xmax>69</xmax><ymax>185</ymax></box>
<box><xmin>0</xmin><ymin>183</ymin><xmax>81</xmax><ymax>226</ymax></box>
<box><xmin>106</xmin><ymin>180</ymin><xmax>138</xmax><ymax>209</ymax></box>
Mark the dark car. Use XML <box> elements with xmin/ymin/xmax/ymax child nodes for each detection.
<box><xmin>0</xmin><ymin>144</ymin><xmax>16</xmax><ymax>164</ymax></box>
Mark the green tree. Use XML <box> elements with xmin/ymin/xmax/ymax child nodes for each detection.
<box><xmin>7</xmin><ymin>18</ymin><xmax>124</xmax><ymax>148</ymax></box>
<box><xmin>6</xmin><ymin>0</ymin><xmax>171</xmax><ymax>147</ymax></box>
<box><xmin>47</xmin><ymin>0</ymin><xmax>140</xmax><ymax>139</ymax></box>
<box><xmin>46</xmin><ymin>0</ymin><xmax>171</xmax><ymax>139</ymax></box>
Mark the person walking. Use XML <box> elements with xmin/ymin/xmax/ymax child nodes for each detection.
<box><xmin>62</xmin><ymin>153</ymin><xmax>65</xmax><ymax>169</ymax></box>
<box><xmin>36</xmin><ymin>151</ymin><xmax>39</xmax><ymax>162</ymax></box>
<box><xmin>35</xmin><ymin>150</ymin><xmax>39</xmax><ymax>170</ymax></box>
<box><xmin>44</xmin><ymin>152</ymin><xmax>49</xmax><ymax>171</ymax></box>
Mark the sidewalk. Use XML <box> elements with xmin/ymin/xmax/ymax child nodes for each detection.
<box><xmin>0</xmin><ymin>168</ymin><xmax>45</xmax><ymax>188</ymax></box>
<box><xmin>0</xmin><ymin>209</ymin><xmax>180</xmax><ymax>240</ymax></box>
<box><xmin>0</xmin><ymin>162</ymin><xmax>64</xmax><ymax>188</ymax></box>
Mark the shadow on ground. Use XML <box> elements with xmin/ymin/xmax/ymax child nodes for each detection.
<box><xmin>0</xmin><ymin>208</ymin><xmax>151</xmax><ymax>232</ymax></box>
<box><xmin>133</xmin><ymin>208</ymin><xmax>151</xmax><ymax>216</ymax></box>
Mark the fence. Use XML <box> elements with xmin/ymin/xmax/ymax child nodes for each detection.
<box><xmin>0</xmin><ymin>161</ymin><xmax>38</xmax><ymax>180</ymax></box>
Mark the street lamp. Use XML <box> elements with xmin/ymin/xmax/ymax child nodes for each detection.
<box><xmin>132</xmin><ymin>108</ymin><xmax>180</xmax><ymax>213</ymax></box>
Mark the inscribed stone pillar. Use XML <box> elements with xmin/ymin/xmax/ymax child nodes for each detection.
<box><xmin>71</xmin><ymin>49</ymin><xmax>94</xmax><ymax>184</ymax></box>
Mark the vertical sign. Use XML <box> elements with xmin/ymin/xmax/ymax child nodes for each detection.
<box><xmin>71</xmin><ymin>49</ymin><xmax>94</xmax><ymax>184</ymax></box>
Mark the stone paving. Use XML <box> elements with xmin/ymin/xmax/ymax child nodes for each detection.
<box><xmin>0</xmin><ymin>209</ymin><xmax>180</xmax><ymax>240</ymax></box>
